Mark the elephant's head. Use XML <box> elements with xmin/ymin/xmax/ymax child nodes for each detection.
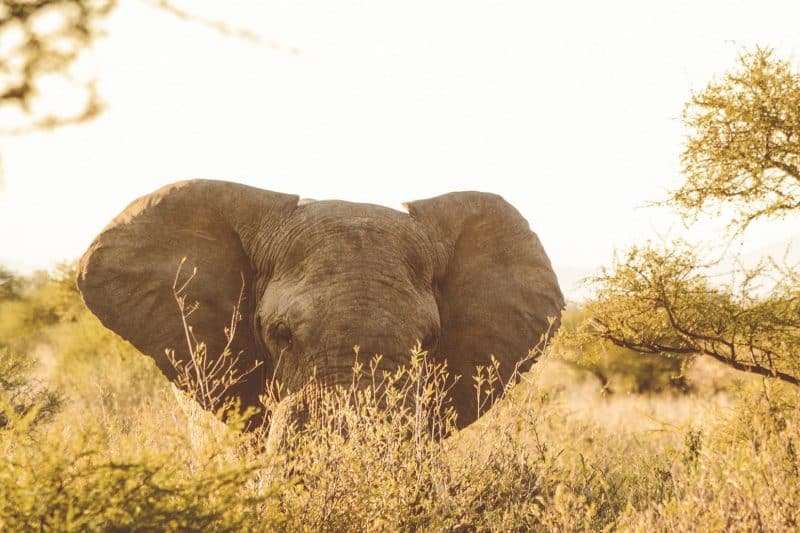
<box><xmin>77</xmin><ymin>180</ymin><xmax>563</xmax><ymax>431</ymax></box>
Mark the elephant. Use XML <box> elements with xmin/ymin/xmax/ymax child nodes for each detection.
<box><xmin>77</xmin><ymin>180</ymin><xmax>564</xmax><ymax>432</ymax></box>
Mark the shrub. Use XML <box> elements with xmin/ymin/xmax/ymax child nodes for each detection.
<box><xmin>555</xmin><ymin>304</ymin><xmax>691</xmax><ymax>394</ymax></box>
<box><xmin>619</xmin><ymin>382</ymin><xmax>800</xmax><ymax>531</ymax></box>
<box><xmin>0</xmin><ymin>348</ymin><xmax>61</xmax><ymax>430</ymax></box>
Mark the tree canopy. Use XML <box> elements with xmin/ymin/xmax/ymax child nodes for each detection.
<box><xmin>671</xmin><ymin>47</ymin><xmax>800</xmax><ymax>233</ymax></box>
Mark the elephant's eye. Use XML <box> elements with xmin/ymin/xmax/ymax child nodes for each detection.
<box><xmin>270</xmin><ymin>322</ymin><xmax>293</xmax><ymax>350</ymax></box>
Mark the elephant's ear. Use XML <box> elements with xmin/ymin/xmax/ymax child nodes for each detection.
<box><xmin>405</xmin><ymin>191</ymin><xmax>564</xmax><ymax>426</ymax></box>
<box><xmin>77</xmin><ymin>180</ymin><xmax>298</xmax><ymax>407</ymax></box>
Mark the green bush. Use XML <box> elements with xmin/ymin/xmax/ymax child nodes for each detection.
<box><xmin>0</xmin><ymin>434</ymin><xmax>285</xmax><ymax>531</ymax></box>
<box><xmin>0</xmin><ymin>348</ymin><xmax>61</xmax><ymax>430</ymax></box>
<box><xmin>0</xmin><ymin>263</ymin><xmax>84</xmax><ymax>352</ymax></box>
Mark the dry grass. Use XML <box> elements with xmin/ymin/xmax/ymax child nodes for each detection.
<box><xmin>1</xmin><ymin>274</ymin><xmax>799</xmax><ymax>531</ymax></box>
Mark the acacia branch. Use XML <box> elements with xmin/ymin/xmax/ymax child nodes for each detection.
<box><xmin>586</xmin><ymin>243</ymin><xmax>800</xmax><ymax>388</ymax></box>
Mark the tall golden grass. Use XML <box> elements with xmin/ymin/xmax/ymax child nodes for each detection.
<box><xmin>1</xmin><ymin>267</ymin><xmax>798</xmax><ymax>531</ymax></box>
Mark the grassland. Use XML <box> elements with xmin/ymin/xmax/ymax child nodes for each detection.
<box><xmin>1</xmin><ymin>266</ymin><xmax>799</xmax><ymax>531</ymax></box>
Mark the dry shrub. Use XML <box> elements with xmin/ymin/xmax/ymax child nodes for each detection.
<box><xmin>619</xmin><ymin>381</ymin><xmax>800</xmax><ymax>531</ymax></box>
<box><xmin>262</xmin><ymin>345</ymin><xmax>605</xmax><ymax>531</ymax></box>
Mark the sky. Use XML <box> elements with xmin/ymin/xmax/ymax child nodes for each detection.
<box><xmin>1</xmin><ymin>0</ymin><xmax>799</xmax><ymax>300</ymax></box>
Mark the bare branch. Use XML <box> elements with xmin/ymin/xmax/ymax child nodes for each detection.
<box><xmin>167</xmin><ymin>259</ymin><xmax>262</xmax><ymax>414</ymax></box>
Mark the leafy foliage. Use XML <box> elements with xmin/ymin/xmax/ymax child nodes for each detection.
<box><xmin>0</xmin><ymin>433</ymin><xmax>283</xmax><ymax>531</ymax></box>
<box><xmin>0</xmin><ymin>1</ymin><xmax>268</xmax><ymax>135</ymax></box>
<box><xmin>672</xmin><ymin>47</ymin><xmax>800</xmax><ymax>233</ymax></box>
<box><xmin>619</xmin><ymin>384</ymin><xmax>800</xmax><ymax>530</ymax></box>
<box><xmin>0</xmin><ymin>348</ymin><xmax>61</xmax><ymax>430</ymax></box>
<box><xmin>0</xmin><ymin>263</ymin><xmax>83</xmax><ymax>352</ymax></box>
<box><xmin>585</xmin><ymin>243</ymin><xmax>800</xmax><ymax>385</ymax></box>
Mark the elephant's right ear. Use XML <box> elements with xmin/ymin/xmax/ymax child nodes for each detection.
<box><xmin>406</xmin><ymin>191</ymin><xmax>564</xmax><ymax>426</ymax></box>
<box><xmin>77</xmin><ymin>180</ymin><xmax>298</xmax><ymax>389</ymax></box>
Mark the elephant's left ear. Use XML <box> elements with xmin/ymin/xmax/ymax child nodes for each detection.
<box><xmin>405</xmin><ymin>192</ymin><xmax>564</xmax><ymax>425</ymax></box>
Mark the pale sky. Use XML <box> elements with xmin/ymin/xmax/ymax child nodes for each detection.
<box><xmin>1</xmin><ymin>0</ymin><xmax>799</xmax><ymax>300</ymax></box>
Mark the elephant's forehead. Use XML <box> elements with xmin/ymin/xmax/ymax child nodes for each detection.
<box><xmin>295</xmin><ymin>200</ymin><xmax>410</xmax><ymax>223</ymax></box>
<box><xmin>280</xmin><ymin>201</ymin><xmax>425</xmax><ymax>248</ymax></box>
<box><xmin>273</xmin><ymin>201</ymin><xmax>434</xmax><ymax>278</ymax></box>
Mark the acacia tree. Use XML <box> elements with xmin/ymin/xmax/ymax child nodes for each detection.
<box><xmin>586</xmin><ymin>48</ymin><xmax>800</xmax><ymax>386</ymax></box>
<box><xmin>671</xmin><ymin>47</ymin><xmax>800</xmax><ymax>233</ymax></box>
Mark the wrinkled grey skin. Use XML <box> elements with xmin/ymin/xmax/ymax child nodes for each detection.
<box><xmin>78</xmin><ymin>180</ymin><xmax>564</xmax><ymax>432</ymax></box>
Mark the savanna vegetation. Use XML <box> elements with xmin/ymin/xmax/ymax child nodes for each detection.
<box><xmin>1</xmin><ymin>251</ymin><xmax>798</xmax><ymax>531</ymax></box>
<box><xmin>586</xmin><ymin>48</ymin><xmax>800</xmax><ymax>387</ymax></box>
<box><xmin>2</xmin><ymin>45</ymin><xmax>800</xmax><ymax>532</ymax></box>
